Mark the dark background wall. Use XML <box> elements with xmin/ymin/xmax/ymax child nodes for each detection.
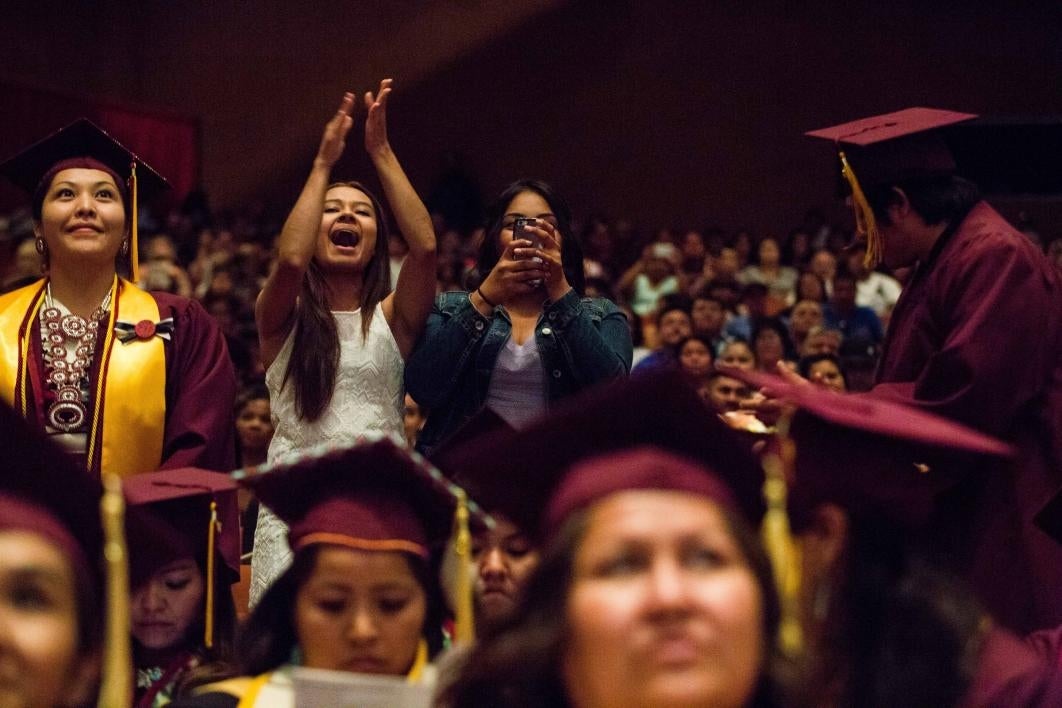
<box><xmin>3</xmin><ymin>0</ymin><xmax>1062</xmax><ymax>235</ymax></box>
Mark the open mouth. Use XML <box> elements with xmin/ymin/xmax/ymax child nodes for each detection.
<box><xmin>330</xmin><ymin>228</ymin><xmax>360</xmax><ymax>248</ymax></box>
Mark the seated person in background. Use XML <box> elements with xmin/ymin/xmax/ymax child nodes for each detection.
<box><xmin>690</xmin><ymin>293</ymin><xmax>728</xmax><ymax>352</ymax></box>
<box><xmin>723</xmin><ymin>282</ymin><xmax>770</xmax><ymax>342</ymax></box>
<box><xmin>702</xmin><ymin>370</ymin><xmax>753</xmax><ymax>413</ymax></box>
<box><xmin>617</xmin><ymin>241</ymin><xmax>683</xmax><ymax>322</ymax></box>
<box><xmin>631</xmin><ymin>294</ymin><xmax>691</xmax><ymax>374</ymax></box>
<box><xmin>751</xmin><ymin>317</ymin><xmax>797</xmax><ymax>374</ymax></box>
<box><xmin>845</xmin><ymin>248</ymin><xmax>902</xmax><ymax>324</ymax></box>
<box><xmin>787</xmin><ymin>299</ymin><xmax>824</xmax><ymax>353</ymax></box>
<box><xmin>676</xmin><ymin>334</ymin><xmax>715</xmax><ymax>390</ymax></box>
<box><xmin>809</xmin><ymin>248</ymin><xmax>837</xmax><ymax>296</ymax></box>
<box><xmin>797</xmin><ymin>352</ymin><xmax>847</xmax><ymax>392</ymax></box>
<box><xmin>738</xmin><ymin>235</ymin><xmax>797</xmax><ymax>313</ymax></box>
<box><xmin>823</xmin><ymin>267</ymin><xmax>884</xmax><ymax>351</ymax></box>
<box><xmin>800</xmin><ymin>325</ymin><xmax>843</xmax><ymax>358</ymax></box>
<box><xmin>717</xmin><ymin>338</ymin><xmax>757</xmax><ymax>371</ymax></box>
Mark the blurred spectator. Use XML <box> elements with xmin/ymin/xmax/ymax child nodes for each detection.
<box><xmin>792</xmin><ymin>270</ymin><xmax>828</xmax><ymax>305</ymax></box>
<box><xmin>722</xmin><ymin>282</ymin><xmax>769</xmax><ymax>341</ymax></box>
<box><xmin>731</xmin><ymin>229</ymin><xmax>753</xmax><ymax>268</ymax></box>
<box><xmin>1</xmin><ymin>237</ymin><xmax>41</xmax><ymax>292</ymax></box>
<box><xmin>798</xmin><ymin>353</ymin><xmax>848</xmax><ymax>392</ymax></box>
<box><xmin>676</xmin><ymin>334</ymin><xmax>714</xmax><ymax>389</ymax></box>
<box><xmin>801</xmin><ymin>325</ymin><xmax>843</xmax><ymax>358</ymax></box>
<box><xmin>751</xmin><ymin>317</ymin><xmax>796</xmax><ymax>373</ymax></box>
<box><xmin>809</xmin><ymin>248</ymin><xmax>837</xmax><ymax>296</ymax></box>
<box><xmin>844</xmin><ymin>250</ymin><xmax>902</xmax><ymax>323</ymax></box>
<box><xmin>618</xmin><ymin>241</ymin><xmax>683</xmax><ymax>321</ymax></box>
<box><xmin>717</xmin><ymin>338</ymin><xmax>756</xmax><ymax>371</ymax></box>
<box><xmin>690</xmin><ymin>293</ymin><xmax>727</xmax><ymax>351</ymax></box>
<box><xmin>679</xmin><ymin>229</ymin><xmax>707</xmax><ymax>277</ymax></box>
<box><xmin>631</xmin><ymin>294</ymin><xmax>691</xmax><ymax>374</ymax></box>
<box><xmin>823</xmin><ymin>268</ymin><xmax>884</xmax><ymax>352</ymax></box>
<box><xmin>138</xmin><ymin>234</ymin><xmax>193</xmax><ymax>298</ymax></box>
<box><xmin>783</xmin><ymin>228</ymin><xmax>812</xmax><ymax>268</ymax></box>
<box><xmin>403</xmin><ymin>393</ymin><xmax>426</xmax><ymax>448</ymax></box>
<box><xmin>738</xmin><ymin>235</ymin><xmax>797</xmax><ymax>312</ymax></box>
<box><xmin>788</xmin><ymin>299</ymin><xmax>824</xmax><ymax>351</ymax></box>
<box><xmin>702</xmin><ymin>370</ymin><xmax>753</xmax><ymax>412</ymax></box>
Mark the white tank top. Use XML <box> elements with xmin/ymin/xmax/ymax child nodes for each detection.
<box><xmin>250</xmin><ymin>304</ymin><xmax>404</xmax><ymax>605</ymax></box>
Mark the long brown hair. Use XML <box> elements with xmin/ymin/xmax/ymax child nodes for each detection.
<box><xmin>283</xmin><ymin>181</ymin><xmax>392</xmax><ymax>421</ymax></box>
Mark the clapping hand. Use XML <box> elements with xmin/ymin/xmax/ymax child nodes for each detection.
<box><xmin>316</xmin><ymin>92</ymin><xmax>356</xmax><ymax>168</ymax></box>
<box><xmin>364</xmin><ymin>78</ymin><xmax>393</xmax><ymax>158</ymax></box>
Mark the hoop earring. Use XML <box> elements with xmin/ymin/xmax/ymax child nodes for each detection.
<box><xmin>35</xmin><ymin>237</ymin><xmax>46</xmax><ymax>256</ymax></box>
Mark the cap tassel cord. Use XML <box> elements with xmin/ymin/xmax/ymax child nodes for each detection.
<box><xmin>839</xmin><ymin>150</ymin><xmax>883</xmax><ymax>269</ymax></box>
<box><xmin>205</xmin><ymin>500</ymin><xmax>218</xmax><ymax>649</ymax></box>
<box><xmin>99</xmin><ymin>473</ymin><xmax>132</xmax><ymax>708</ymax></box>
<box><xmin>760</xmin><ymin>413</ymin><xmax>804</xmax><ymax>658</ymax></box>
<box><xmin>452</xmin><ymin>490</ymin><xmax>475</xmax><ymax>644</ymax></box>
<box><xmin>129</xmin><ymin>161</ymin><xmax>139</xmax><ymax>283</ymax></box>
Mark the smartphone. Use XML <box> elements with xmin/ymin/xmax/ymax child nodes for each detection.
<box><xmin>513</xmin><ymin>217</ymin><xmax>543</xmax><ymax>286</ymax></box>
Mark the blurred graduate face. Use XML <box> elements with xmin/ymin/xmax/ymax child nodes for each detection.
<box><xmin>37</xmin><ymin>168</ymin><xmax>126</xmax><ymax>270</ymax></box>
<box><xmin>0</xmin><ymin>531</ymin><xmax>98</xmax><ymax>708</ymax></box>
<box><xmin>315</xmin><ymin>185</ymin><xmax>379</xmax><ymax>272</ymax></box>
<box><xmin>294</xmin><ymin>547</ymin><xmax>426</xmax><ymax>675</ymax></box>
<box><xmin>131</xmin><ymin>558</ymin><xmax>205</xmax><ymax>651</ymax></box>
<box><xmin>563</xmin><ymin>491</ymin><xmax>764</xmax><ymax>708</ymax></box>
<box><xmin>472</xmin><ymin>517</ymin><xmax>539</xmax><ymax>632</ymax></box>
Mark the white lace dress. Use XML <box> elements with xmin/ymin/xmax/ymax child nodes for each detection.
<box><xmin>249</xmin><ymin>304</ymin><xmax>404</xmax><ymax>606</ymax></box>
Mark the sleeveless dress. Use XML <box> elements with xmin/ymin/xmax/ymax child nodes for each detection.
<box><xmin>249</xmin><ymin>304</ymin><xmax>404</xmax><ymax>606</ymax></box>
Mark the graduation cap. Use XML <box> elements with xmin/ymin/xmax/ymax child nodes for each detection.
<box><xmin>722</xmin><ymin>368</ymin><xmax>1014</xmax><ymax>530</ymax></box>
<box><xmin>123</xmin><ymin>468</ymin><xmax>242</xmax><ymax>649</ymax></box>
<box><xmin>438</xmin><ymin>371</ymin><xmax>765</xmax><ymax>545</ymax></box>
<box><xmin>236</xmin><ymin>434</ymin><xmax>489</xmax><ymax>643</ymax></box>
<box><xmin>0</xmin><ymin>118</ymin><xmax>170</xmax><ymax>281</ymax></box>
<box><xmin>428</xmin><ymin>406</ymin><xmax>513</xmax><ymax>482</ymax></box>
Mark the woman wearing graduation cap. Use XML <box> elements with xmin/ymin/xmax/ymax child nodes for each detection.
<box><xmin>172</xmin><ymin>436</ymin><xmax>481</xmax><ymax>707</ymax></box>
<box><xmin>437</xmin><ymin>372</ymin><xmax>785</xmax><ymax>708</ymax></box>
<box><xmin>0</xmin><ymin>120</ymin><xmax>237</xmax><ymax>477</ymax></box>
<box><xmin>250</xmin><ymin>80</ymin><xmax>437</xmax><ymax>605</ymax></box>
<box><xmin>0</xmin><ymin>401</ymin><xmax>107</xmax><ymax>706</ymax></box>
<box><xmin>123</xmin><ymin>469</ymin><xmax>242</xmax><ymax>706</ymax></box>
<box><xmin>730</xmin><ymin>370</ymin><xmax>1062</xmax><ymax>707</ymax></box>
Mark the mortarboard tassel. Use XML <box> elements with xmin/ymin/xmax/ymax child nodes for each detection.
<box><xmin>839</xmin><ymin>150</ymin><xmax>883</xmax><ymax>270</ymax></box>
<box><xmin>129</xmin><ymin>161</ymin><xmax>139</xmax><ymax>283</ymax></box>
<box><xmin>451</xmin><ymin>489</ymin><xmax>475</xmax><ymax>645</ymax></box>
<box><xmin>759</xmin><ymin>413</ymin><xmax>804</xmax><ymax>659</ymax></box>
<box><xmin>204</xmin><ymin>500</ymin><xmax>218</xmax><ymax>649</ymax></box>
<box><xmin>99</xmin><ymin>473</ymin><xmax>132</xmax><ymax>708</ymax></box>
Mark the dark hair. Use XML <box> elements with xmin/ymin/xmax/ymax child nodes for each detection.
<box><xmin>283</xmin><ymin>181</ymin><xmax>391</xmax><ymax>422</ymax></box>
<box><xmin>793</xmin><ymin>271</ymin><xmax>828</xmax><ymax>304</ymax></box>
<box><xmin>476</xmin><ymin>179</ymin><xmax>585</xmax><ymax>295</ymax></box>
<box><xmin>676</xmin><ymin>333</ymin><xmax>716</xmax><ymax>361</ymax></box>
<box><xmin>801</xmin><ymin>515</ymin><xmax>983</xmax><ymax>707</ymax></box>
<box><xmin>751</xmin><ymin>317</ymin><xmax>796</xmax><ymax>361</ymax></box>
<box><xmin>656</xmin><ymin>292</ymin><xmax>692</xmax><ymax>324</ymax></box>
<box><xmin>236</xmin><ymin>545</ymin><xmax>444</xmax><ymax>676</ymax></box>
<box><xmin>797</xmin><ymin>353</ymin><xmax>847</xmax><ymax>387</ymax></box>
<box><xmin>865</xmin><ymin>175</ymin><xmax>980</xmax><ymax>227</ymax></box>
<box><xmin>234</xmin><ymin>381</ymin><xmax>270</xmax><ymax>418</ymax></box>
<box><xmin>719</xmin><ymin>337</ymin><xmax>757</xmax><ymax>367</ymax></box>
<box><xmin>442</xmin><ymin>504</ymin><xmax>783</xmax><ymax>707</ymax></box>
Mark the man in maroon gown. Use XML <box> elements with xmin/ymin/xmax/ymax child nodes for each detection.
<box><xmin>807</xmin><ymin>108</ymin><xmax>1062</xmax><ymax>633</ymax></box>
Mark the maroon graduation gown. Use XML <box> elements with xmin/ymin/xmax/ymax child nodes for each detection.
<box><xmin>962</xmin><ymin>629</ymin><xmax>1062</xmax><ymax>707</ymax></box>
<box><xmin>871</xmin><ymin>202</ymin><xmax>1062</xmax><ymax>633</ymax></box>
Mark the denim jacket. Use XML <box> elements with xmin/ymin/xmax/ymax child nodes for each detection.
<box><xmin>405</xmin><ymin>289</ymin><xmax>633</xmax><ymax>455</ymax></box>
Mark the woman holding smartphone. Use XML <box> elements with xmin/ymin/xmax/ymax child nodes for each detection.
<box><xmin>404</xmin><ymin>179</ymin><xmax>632</xmax><ymax>455</ymax></box>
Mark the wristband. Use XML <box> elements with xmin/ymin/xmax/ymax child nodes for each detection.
<box><xmin>476</xmin><ymin>287</ymin><xmax>497</xmax><ymax>309</ymax></box>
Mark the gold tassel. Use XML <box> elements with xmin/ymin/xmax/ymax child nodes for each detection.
<box><xmin>98</xmin><ymin>473</ymin><xmax>132</xmax><ymax>708</ymax></box>
<box><xmin>129</xmin><ymin>161</ymin><xmax>139</xmax><ymax>283</ymax></box>
<box><xmin>760</xmin><ymin>413</ymin><xmax>804</xmax><ymax>658</ymax></box>
<box><xmin>205</xmin><ymin>500</ymin><xmax>218</xmax><ymax>649</ymax></box>
<box><xmin>452</xmin><ymin>489</ymin><xmax>475</xmax><ymax>644</ymax></box>
<box><xmin>839</xmin><ymin>150</ymin><xmax>882</xmax><ymax>269</ymax></box>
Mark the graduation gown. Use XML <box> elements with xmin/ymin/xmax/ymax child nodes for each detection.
<box><xmin>871</xmin><ymin>202</ymin><xmax>1062</xmax><ymax>633</ymax></box>
<box><xmin>0</xmin><ymin>278</ymin><xmax>237</xmax><ymax>475</ymax></box>
<box><xmin>962</xmin><ymin>629</ymin><xmax>1062</xmax><ymax>707</ymax></box>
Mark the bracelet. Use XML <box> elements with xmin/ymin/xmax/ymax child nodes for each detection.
<box><xmin>475</xmin><ymin>287</ymin><xmax>497</xmax><ymax>309</ymax></box>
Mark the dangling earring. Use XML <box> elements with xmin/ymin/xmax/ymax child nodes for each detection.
<box><xmin>35</xmin><ymin>236</ymin><xmax>46</xmax><ymax>256</ymax></box>
<box><xmin>120</xmin><ymin>239</ymin><xmax>130</xmax><ymax>257</ymax></box>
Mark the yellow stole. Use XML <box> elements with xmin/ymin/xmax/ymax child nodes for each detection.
<box><xmin>0</xmin><ymin>277</ymin><xmax>166</xmax><ymax>476</ymax></box>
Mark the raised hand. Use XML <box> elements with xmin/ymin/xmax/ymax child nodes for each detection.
<box><xmin>520</xmin><ymin>221</ymin><xmax>571</xmax><ymax>301</ymax></box>
<box><xmin>316</xmin><ymin>92</ymin><xmax>356</xmax><ymax>168</ymax></box>
<box><xmin>364</xmin><ymin>78</ymin><xmax>393</xmax><ymax>158</ymax></box>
